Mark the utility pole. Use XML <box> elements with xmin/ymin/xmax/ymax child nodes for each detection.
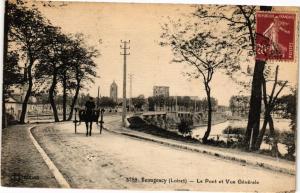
<box><xmin>128</xmin><ymin>73</ymin><xmax>134</xmax><ymax>112</ymax></box>
<box><xmin>120</xmin><ymin>40</ymin><xmax>130</xmax><ymax>126</ymax></box>
<box><xmin>175</xmin><ymin>95</ymin><xmax>178</xmax><ymax>118</ymax></box>
<box><xmin>97</xmin><ymin>86</ymin><xmax>100</xmax><ymax>108</ymax></box>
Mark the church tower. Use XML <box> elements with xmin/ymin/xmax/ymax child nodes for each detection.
<box><xmin>110</xmin><ymin>81</ymin><xmax>118</xmax><ymax>103</ymax></box>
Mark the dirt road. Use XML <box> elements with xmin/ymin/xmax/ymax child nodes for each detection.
<box><xmin>30</xmin><ymin>120</ymin><xmax>295</xmax><ymax>192</ymax></box>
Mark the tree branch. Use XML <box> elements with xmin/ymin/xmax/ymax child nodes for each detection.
<box><xmin>269</xmin><ymin>65</ymin><xmax>279</xmax><ymax>103</ymax></box>
<box><xmin>193</xmin><ymin>10</ymin><xmax>245</xmax><ymax>25</ymax></box>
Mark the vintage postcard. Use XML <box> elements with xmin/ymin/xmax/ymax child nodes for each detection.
<box><xmin>1</xmin><ymin>0</ymin><xmax>299</xmax><ymax>192</ymax></box>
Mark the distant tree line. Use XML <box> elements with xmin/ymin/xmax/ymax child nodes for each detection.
<box><xmin>70</xmin><ymin>94</ymin><xmax>218</xmax><ymax>113</ymax></box>
<box><xmin>3</xmin><ymin>1</ymin><xmax>98</xmax><ymax>125</ymax></box>
<box><xmin>148</xmin><ymin>95</ymin><xmax>218</xmax><ymax>112</ymax></box>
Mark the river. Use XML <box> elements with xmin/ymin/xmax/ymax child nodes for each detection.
<box><xmin>192</xmin><ymin>118</ymin><xmax>292</xmax><ymax>138</ymax></box>
<box><xmin>192</xmin><ymin>118</ymin><xmax>292</xmax><ymax>154</ymax></box>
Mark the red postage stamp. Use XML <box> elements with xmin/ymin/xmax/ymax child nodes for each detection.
<box><xmin>256</xmin><ymin>12</ymin><xmax>296</xmax><ymax>61</ymax></box>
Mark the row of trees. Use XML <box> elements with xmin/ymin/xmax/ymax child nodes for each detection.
<box><xmin>161</xmin><ymin>5</ymin><xmax>295</xmax><ymax>149</ymax></box>
<box><xmin>148</xmin><ymin>95</ymin><xmax>218</xmax><ymax>112</ymax></box>
<box><xmin>76</xmin><ymin>93</ymin><xmax>142</xmax><ymax>110</ymax></box>
<box><xmin>3</xmin><ymin>1</ymin><xmax>98</xmax><ymax>125</ymax></box>
<box><xmin>69</xmin><ymin>94</ymin><xmax>218</xmax><ymax>113</ymax></box>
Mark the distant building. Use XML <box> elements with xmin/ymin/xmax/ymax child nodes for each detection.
<box><xmin>189</xmin><ymin>96</ymin><xmax>199</xmax><ymax>100</ymax></box>
<box><xmin>153</xmin><ymin>86</ymin><xmax>169</xmax><ymax>97</ymax></box>
<box><xmin>5</xmin><ymin>94</ymin><xmax>48</xmax><ymax>123</ymax></box>
<box><xmin>110</xmin><ymin>81</ymin><xmax>118</xmax><ymax>102</ymax></box>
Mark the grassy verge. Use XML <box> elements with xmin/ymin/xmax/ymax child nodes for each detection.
<box><xmin>127</xmin><ymin>116</ymin><xmax>199</xmax><ymax>143</ymax></box>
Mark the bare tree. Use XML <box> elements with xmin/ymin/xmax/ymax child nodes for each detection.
<box><xmin>161</xmin><ymin>19</ymin><xmax>238</xmax><ymax>143</ymax></box>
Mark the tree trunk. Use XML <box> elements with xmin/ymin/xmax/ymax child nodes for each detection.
<box><xmin>244</xmin><ymin>6</ymin><xmax>272</xmax><ymax>149</ymax></box>
<box><xmin>62</xmin><ymin>74</ymin><xmax>67</xmax><ymax>121</ymax></box>
<box><xmin>49</xmin><ymin>73</ymin><xmax>59</xmax><ymax>122</ymax></box>
<box><xmin>244</xmin><ymin>60</ymin><xmax>265</xmax><ymax>148</ymax></box>
<box><xmin>202</xmin><ymin>86</ymin><xmax>212</xmax><ymax>144</ymax></box>
<box><xmin>2</xmin><ymin>1</ymin><xmax>9</xmax><ymax>128</ymax></box>
<box><xmin>2</xmin><ymin>94</ymin><xmax>7</xmax><ymax>127</ymax></box>
<box><xmin>19</xmin><ymin>64</ymin><xmax>33</xmax><ymax>124</ymax></box>
<box><xmin>67</xmin><ymin>80</ymin><xmax>81</xmax><ymax>121</ymax></box>
<box><xmin>269</xmin><ymin>116</ymin><xmax>280</xmax><ymax>157</ymax></box>
<box><xmin>255</xmin><ymin>74</ymin><xmax>270</xmax><ymax>150</ymax></box>
<box><xmin>255</xmin><ymin>110</ymin><xmax>269</xmax><ymax>150</ymax></box>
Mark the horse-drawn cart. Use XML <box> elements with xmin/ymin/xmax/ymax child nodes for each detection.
<box><xmin>73</xmin><ymin>108</ymin><xmax>105</xmax><ymax>135</ymax></box>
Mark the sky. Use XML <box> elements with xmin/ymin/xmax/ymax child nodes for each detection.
<box><xmin>25</xmin><ymin>1</ymin><xmax>298</xmax><ymax>106</ymax></box>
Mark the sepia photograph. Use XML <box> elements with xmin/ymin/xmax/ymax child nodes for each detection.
<box><xmin>1</xmin><ymin>0</ymin><xmax>299</xmax><ymax>192</ymax></box>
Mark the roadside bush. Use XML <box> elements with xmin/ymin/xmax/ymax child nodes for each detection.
<box><xmin>127</xmin><ymin>116</ymin><xmax>147</xmax><ymax>128</ymax></box>
<box><xmin>177</xmin><ymin>118</ymin><xmax>193</xmax><ymax>136</ymax></box>
<box><xmin>222</xmin><ymin>126</ymin><xmax>246</xmax><ymax>135</ymax></box>
<box><xmin>279</xmin><ymin>131</ymin><xmax>296</xmax><ymax>161</ymax></box>
<box><xmin>228</xmin><ymin>134</ymin><xmax>245</xmax><ymax>149</ymax></box>
<box><xmin>204</xmin><ymin>138</ymin><xmax>227</xmax><ymax>147</ymax></box>
<box><xmin>262</xmin><ymin>129</ymin><xmax>296</xmax><ymax>160</ymax></box>
<box><xmin>258</xmin><ymin>149</ymin><xmax>273</xmax><ymax>157</ymax></box>
<box><xmin>219</xmin><ymin>126</ymin><xmax>246</xmax><ymax>149</ymax></box>
<box><xmin>264</xmin><ymin>129</ymin><xmax>280</xmax><ymax>137</ymax></box>
<box><xmin>263</xmin><ymin>133</ymin><xmax>272</xmax><ymax>147</ymax></box>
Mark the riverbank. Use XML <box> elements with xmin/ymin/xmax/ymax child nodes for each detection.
<box><xmin>128</xmin><ymin>116</ymin><xmax>294</xmax><ymax>162</ymax></box>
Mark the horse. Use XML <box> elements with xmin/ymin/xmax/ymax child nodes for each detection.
<box><xmin>79</xmin><ymin>109</ymin><xmax>100</xmax><ymax>136</ymax></box>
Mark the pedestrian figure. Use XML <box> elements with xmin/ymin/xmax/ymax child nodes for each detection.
<box><xmin>85</xmin><ymin>97</ymin><xmax>96</xmax><ymax>136</ymax></box>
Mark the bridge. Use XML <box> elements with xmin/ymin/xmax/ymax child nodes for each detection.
<box><xmin>138</xmin><ymin>111</ymin><xmax>195</xmax><ymax>119</ymax></box>
<box><xmin>130</xmin><ymin>111</ymin><xmax>204</xmax><ymax>128</ymax></box>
